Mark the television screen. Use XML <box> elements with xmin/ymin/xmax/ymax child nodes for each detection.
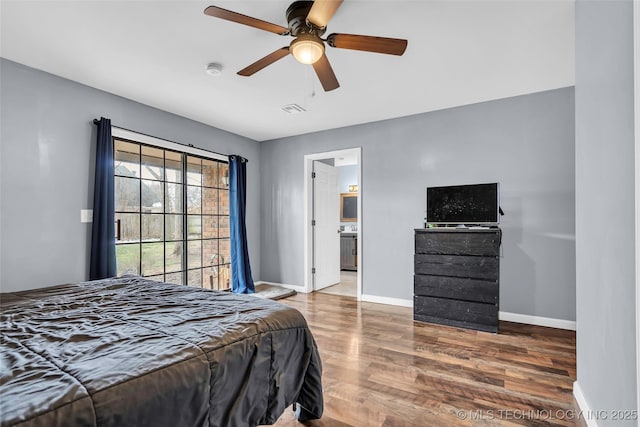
<box><xmin>426</xmin><ymin>183</ymin><xmax>500</xmax><ymax>225</ymax></box>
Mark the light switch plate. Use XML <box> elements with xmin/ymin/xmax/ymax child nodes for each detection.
<box><xmin>81</xmin><ymin>209</ymin><xmax>93</xmax><ymax>223</ymax></box>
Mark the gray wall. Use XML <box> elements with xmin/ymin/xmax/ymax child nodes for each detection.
<box><xmin>575</xmin><ymin>0</ymin><xmax>637</xmax><ymax>422</ymax></box>
<box><xmin>0</xmin><ymin>59</ymin><xmax>261</xmax><ymax>292</ymax></box>
<box><xmin>260</xmin><ymin>87</ymin><xmax>576</xmax><ymax>321</ymax></box>
<box><xmin>338</xmin><ymin>165</ymin><xmax>357</xmax><ymax>194</ymax></box>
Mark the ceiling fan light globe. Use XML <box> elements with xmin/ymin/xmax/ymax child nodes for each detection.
<box><xmin>290</xmin><ymin>36</ymin><xmax>324</xmax><ymax>65</ymax></box>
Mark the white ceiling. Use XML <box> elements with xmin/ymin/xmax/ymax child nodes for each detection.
<box><xmin>0</xmin><ymin>0</ymin><xmax>575</xmax><ymax>142</ymax></box>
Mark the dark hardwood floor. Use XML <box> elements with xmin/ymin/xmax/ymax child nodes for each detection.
<box><xmin>270</xmin><ymin>292</ymin><xmax>585</xmax><ymax>427</ymax></box>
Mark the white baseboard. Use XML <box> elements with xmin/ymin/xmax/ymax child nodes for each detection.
<box><xmin>360</xmin><ymin>294</ymin><xmax>413</xmax><ymax>307</ymax></box>
<box><xmin>254</xmin><ymin>281</ymin><xmax>308</xmax><ymax>294</ymax></box>
<box><xmin>259</xmin><ymin>284</ymin><xmax>577</xmax><ymax>331</ymax></box>
<box><xmin>499</xmin><ymin>311</ymin><xmax>576</xmax><ymax>331</ymax></box>
<box><xmin>573</xmin><ymin>381</ymin><xmax>599</xmax><ymax>427</ymax></box>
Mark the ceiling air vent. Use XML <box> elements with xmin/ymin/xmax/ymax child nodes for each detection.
<box><xmin>281</xmin><ymin>104</ymin><xmax>306</xmax><ymax>114</ymax></box>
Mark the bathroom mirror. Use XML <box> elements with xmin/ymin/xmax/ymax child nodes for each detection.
<box><xmin>340</xmin><ymin>193</ymin><xmax>357</xmax><ymax>222</ymax></box>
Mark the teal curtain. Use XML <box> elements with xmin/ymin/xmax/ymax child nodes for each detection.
<box><xmin>228</xmin><ymin>155</ymin><xmax>254</xmax><ymax>293</ymax></box>
<box><xmin>89</xmin><ymin>118</ymin><xmax>116</xmax><ymax>279</ymax></box>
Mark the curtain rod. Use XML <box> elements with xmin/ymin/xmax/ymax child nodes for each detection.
<box><xmin>92</xmin><ymin>118</ymin><xmax>236</xmax><ymax>161</ymax></box>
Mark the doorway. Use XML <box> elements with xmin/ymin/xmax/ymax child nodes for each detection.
<box><xmin>303</xmin><ymin>148</ymin><xmax>362</xmax><ymax>300</ymax></box>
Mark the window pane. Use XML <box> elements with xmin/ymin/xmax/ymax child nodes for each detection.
<box><xmin>165</xmin><ymin>183</ymin><xmax>183</xmax><ymax>213</ymax></box>
<box><xmin>203</xmin><ymin>160</ymin><xmax>218</xmax><ymax>188</ymax></box>
<box><xmin>114</xmin><ymin>140</ymin><xmax>140</xmax><ymax>178</ymax></box>
<box><xmin>116</xmin><ymin>213</ymin><xmax>140</xmax><ymax>243</ymax></box>
<box><xmin>141</xmin><ymin>242</ymin><xmax>164</xmax><ymax>276</ymax></box>
<box><xmin>218</xmin><ymin>216</ymin><xmax>229</xmax><ymax>238</ymax></box>
<box><xmin>142</xmin><ymin>214</ymin><xmax>163</xmax><ymax>241</ymax></box>
<box><xmin>200</xmin><ymin>267</ymin><xmax>214</xmax><ymax>290</ymax></box>
<box><xmin>209</xmin><ymin>270</ymin><xmax>223</xmax><ymax>290</ymax></box>
<box><xmin>218</xmin><ymin>264</ymin><xmax>231</xmax><ymax>290</ymax></box>
<box><xmin>203</xmin><ymin>188</ymin><xmax>218</xmax><ymax>215</ymax></box>
<box><xmin>203</xmin><ymin>240</ymin><xmax>226</xmax><ymax>290</ymax></box>
<box><xmin>165</xmin><ymin>242</ymin><xmax>183</xmax><ymax>273</ymax></box>
<box><xmin>219</xmin><ymin>239</ymin><xmax>230</xmax><ymax>266</ymax></box>
<box><xmin>202</xmin><ymin>240</ymin><xmax>219</xmax><ymax>271</ymax></box>
<box><xmin>141</xmin><ymin>146</ymin><xmax>164</xmax><ymax>181</ymax></box>
<box><xmin>187</xmin><ymin>156</ymin><xmax>202</xmax><ymax>186</ymax></box>
<box><xmin>142</xmin><ymin>179</ymin><xmax>163</xmax><ymax>211</ymax></box>
<box><xmin>116</xmin><ymin>244</ymin><xmax>139</xmax><ymax>276</ymax></box>
<box><xmin>165</xmin><ymin>214</ymin><xmax>183</xmax><ymax>241</ymax></box>
<box><xmin>187</xmin><ymin>269</ymin><xmax>202</xmax><ymax>288</ymax></box>
<box><xmin>187</xmin><ymin>215</ymin><xmax>201</xmax><ymax>239</ymax></box>
<box><xmin>165</xmin><ymin>272</ymin><xmax>183</xmax><ymax>285</ymax></box>
<box><xmin>165</xmin><ymin>151</ymin><xmax>182</xmax><ymax>183</ymax></box>
<box><xmin>115</xmin><ymin>177</ymin><xmax>140</xmax><ymax>212</ymax></box>
<box><xmin>188</xmin><ymin>240</ymin><xmax>202</xmax><ymax>269</ymax></box>
<box><xmin>206</xmin><ymin>268</ymin><xmax>219</xmax><ymax>290</ymax></box>
<box><xmin>218</xmin><ymin>163</ymin><xmax>229</xmax><ymax>190</ymax></box>
<box><xmin>187</xmin><ymin>186</ymin><xmax>201</xmax><ymax>214</ymax></box>
<box><xmin>203</xmin><ymin>215</ymin><xmax>218</xmax><ymax>239</ymax></box>
<box><xmin>218</xmin><ymin>189</ymin><xmax>229</xmax><ymax>216</ymax></box>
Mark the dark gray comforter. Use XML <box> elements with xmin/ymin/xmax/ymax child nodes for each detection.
<box><xmin>0</xmin><ymin>276</ymin><xmax>323</xmax><ymax>427</ymax></box>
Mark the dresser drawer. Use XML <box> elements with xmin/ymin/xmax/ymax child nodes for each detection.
<box><xmin>414</xmin><ymin>295</ymin><xmax>498</xmax><ymax>332</ymax></box>
<box><xmin>414</xmin><ymin>254</ymin><xmax>499</xmax><ymax>281</ymax></box>
<box><xmin>415</xmin><ymin>231</ymin><xmax>500</xmax><ymax>256</ymax></box>
<box><xmin>414</xmin><ymin>275</ymin><xmax>498</xmax><ymax>304</ymax></box>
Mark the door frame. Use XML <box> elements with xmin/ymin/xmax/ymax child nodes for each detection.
<box><xmin>303</xmin><ymin>147</ymin><xmax>362</xmax><ymax>299</ymax></box>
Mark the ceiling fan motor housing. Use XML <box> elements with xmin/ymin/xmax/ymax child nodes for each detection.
<box><xmin>286</xmin><ymin>1</ymin><xmax>326</xmax><ymax>37</ymax></box>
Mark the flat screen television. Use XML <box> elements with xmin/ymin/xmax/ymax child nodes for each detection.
<box><xmin>426</xmin><ymin>183</ymin><xmax>500</xmax><ymax>225</ymax></box>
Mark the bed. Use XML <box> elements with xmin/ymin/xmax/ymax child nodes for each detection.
<box><xmin>0</xmin><ymin>276</ymin><xmax>323</xmax><ymax>427</ymax></box>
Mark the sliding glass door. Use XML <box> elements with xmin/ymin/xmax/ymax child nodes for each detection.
<box><xmin>113</xmin><ymin>138</ymin><xmax>231</xmax><ymax>290</ymax></box>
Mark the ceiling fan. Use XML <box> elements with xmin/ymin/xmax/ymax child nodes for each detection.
<box><xmin>203</xmin><ymin>0</ymin><xmax>408</xmax><ymax>91</ymax></box>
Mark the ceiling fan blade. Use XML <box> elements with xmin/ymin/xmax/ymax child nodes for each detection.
<box><xmin>312</xmin><ymin>54</ymin><xmax>340</xmax><ymax>92</ymax></box>
<box><xmin>237</xmin><ymin>47</ymin><xmax>291</xmax><ymax>76</ymax></box>
<box><xmin>327</xmin><ymin>33</ymin><xmax>408</xmax><ymax>56</ymax></box>
<box><xmin>307</xmin><ymin>0</ymin><xmax>343</xmax><ymax>28</ymax></box>
<box><xmin>204</xmin><ymin>6</ymin><xmax>289</xmax><ymax>35</ymax></box>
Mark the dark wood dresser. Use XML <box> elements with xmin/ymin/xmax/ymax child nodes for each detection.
<box><xmin>414</xmin><ymin>228</ymin><xmax>501</xmax><ymax>333</ymax></box>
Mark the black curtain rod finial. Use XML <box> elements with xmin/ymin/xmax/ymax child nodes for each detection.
<box><xmin>93</xmin><ymin>118</ymin><xmax>100</xmax><ymax>125</ymax></box>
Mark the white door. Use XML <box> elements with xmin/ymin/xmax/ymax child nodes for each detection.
<box><xmin>313</xmin><ymin>161</ymin><xmax>340</xmax><ymax>290</ymax></box>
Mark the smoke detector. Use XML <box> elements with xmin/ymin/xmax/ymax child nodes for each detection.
<box><xmin>206</xmin><ymin>63</ymin><xmax>223</xmax><ymax>76</ymax></box>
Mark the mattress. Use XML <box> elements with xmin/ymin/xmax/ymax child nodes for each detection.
<box><xmin>0</xmin><ymin>276</ymin><xmax>323</xmax><ymax>427</ymax></box>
